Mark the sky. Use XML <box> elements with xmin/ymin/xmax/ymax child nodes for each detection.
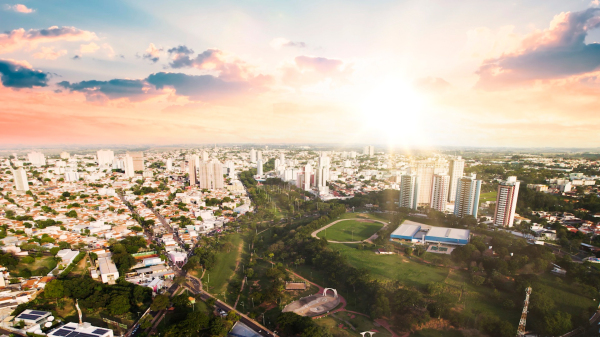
<box><xmin>2</xmin><ymin>0</ymin><xmax>600</xmax><ymax>149</ymax></box>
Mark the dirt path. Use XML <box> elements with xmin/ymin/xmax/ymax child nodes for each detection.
<box><xmin>310</xmin><ymin>218</ymin><xmax>389</xmax><ymax>244</ymax></box>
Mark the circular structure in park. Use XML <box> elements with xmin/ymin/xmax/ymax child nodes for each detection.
<box><xmin>315</xmin><ymin>218</ymin><xmax>386</xmax><ymax>243</ymax></box>
<box><xmin>282</xmin><ymin>293</ymin><xmax>341</xmax><ymax>317</ymax></box>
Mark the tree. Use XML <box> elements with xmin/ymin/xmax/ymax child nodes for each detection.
<box><xmin>151</xmin><ymin>294</ymin><xmax>170</xmax><ymax>311</ymax></box>
<box><xmin>139</xmin><ymin>315</ymin><xmax>153</xmax><ymax>329</ymax></box>
<box><xmin>107</xmin><ymin>294</ymin><xmax>131</xmax><ymax>315</ymax></box>
<box><xmin>65</xmin><ymin>210</ymin><xmax>77</xmax><ymax>218</ymax></box>
<box><xmin>44</xmin><ymin>279</ymin><xmax>64</xmax><ymax>302</ymax></box>
<box><xmin>544</xmin><ymin>311</ymin><xmax>572</xmax><ymax>336</ymax></box>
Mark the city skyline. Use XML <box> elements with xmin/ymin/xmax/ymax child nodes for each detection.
<box><xmin>2</xmin><ymin>1</ymin><xmax>600</xmax><ymax>148</ymax></box>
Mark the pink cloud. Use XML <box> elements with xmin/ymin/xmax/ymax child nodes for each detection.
<box><xmin>476</xmin><ymin>8</ymin><xmax>600</xmax><ymax>89</ymax></box>
<box><xmin>32</xmin><ymin>47</ymin><xmax>67</xmax><ymax>60</ymax></box>
<box><xmin>0</xmin><ymin>26</ymin><xmax>97</xmax><ymax>54</ymax></box>
<box><xmin>4</xmin><ymin>4</ymin><xmax>34</xmax><ymax>13</ymax></box>
<box><xmin>282</xmin><ymin>55</ymin><xmax>353</xmax><ymax>87</ymax></box>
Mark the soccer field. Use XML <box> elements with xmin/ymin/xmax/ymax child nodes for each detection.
<box><xmin>317</xmin><ymin>219</ymin><xmax>384</xmax><ymax>242</ymax></box>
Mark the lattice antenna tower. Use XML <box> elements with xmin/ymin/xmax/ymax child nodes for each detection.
<box><xmin>517</xmin><ymin>287</ymin><xmax>532</xmax><ymax>336</ymax></box>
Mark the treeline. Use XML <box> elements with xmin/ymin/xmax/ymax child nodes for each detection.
<box><xmin>17</xmin><ymin>277</ymin><xmax>152</xmax><ymax>317</ymax></box>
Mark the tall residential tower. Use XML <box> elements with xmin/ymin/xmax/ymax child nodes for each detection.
<box><xmin>493</xmin><ymin>176</ymin><xmax>520</xmax><ymax>227</ymax></box>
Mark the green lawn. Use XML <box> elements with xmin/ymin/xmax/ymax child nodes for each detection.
<box><xmin>317</xmin><ymin>219</ymin><xmax>384</xmax><ymax>242</ymax></box>
<box><xmin>329</xmin><ymin>244</ymin><xmax>449</xmax><ymax>289</ymax></box>
<box><xmin>480</xmin><ymin>191</ymin><xmax>497</xmax><ymax>202</ymax></box>
<box><xmin>537</xmin><ymin>274</ymin><xmax>595</xmax><ymax>317</ymax></box>
<box><xmin>15</xmin><ymin>255</ymin><xmax>57</xmax><ymax>275</ymax></box>
<box><xmin>201</xmin><ymin>233</ymin><xmax>243</xmax><ymax>297</ymax></box>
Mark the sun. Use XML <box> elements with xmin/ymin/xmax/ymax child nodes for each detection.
<box><xmin>359</xmin><ymin>79</ymin><xmax>427</xmax><ymax>146</ymax></box>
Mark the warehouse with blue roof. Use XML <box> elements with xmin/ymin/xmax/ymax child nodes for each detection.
<box><xmin>390</xmin><ymin>220</ymin><xmax>470</xmax><ymax>245</ymax></box>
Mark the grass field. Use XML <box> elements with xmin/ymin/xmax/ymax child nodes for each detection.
<box><xmin>201</xmin><ymin>233</ymin><xmax>243</xmax><ymax>297</ymax></box>
<box><xmin>479</xmin><ymin>191</ymin><xmax>497</xmax><ymax>202</ymax></box>
<box><xmin>317</xmin><ymin>219</ymin><xmax>384</xmax><ymax>242</ymax></box>
<box><xmin>15</xmin><ymin>255</ymin><xmax>57</xmax><ymax>275</ymax></box>
<box><xmin>329</xmin><ymin>244</ymin><xmax>449</xmax><ymax>289</ymax></box>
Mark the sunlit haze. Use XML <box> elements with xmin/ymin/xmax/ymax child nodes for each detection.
<box><xmin>2</xmin><ymin>0</ymin><xmax>600</xmax><ymax>148</ymax></box>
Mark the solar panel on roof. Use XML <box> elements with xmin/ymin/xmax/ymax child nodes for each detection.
<box><xmin>18</xmin><ymin>314</ymin><xmax>41</xmax><ymax>320</ymax></box>
<box><xmin>92</xmin><ymin>329</ymin><xmax>109</xmax><ymax>335</ymax></box>
<box><xmin>63</xmin><ymin>326</ymin><xmax>76</xmax><ymax>330</ymax></box>
<box><xmin>77</xmin><ymin>333</ymin><xmax>99</xmax><ymax>337</ymax></box>
<box><xmin>29</xmin><ymin>310</ymin><xmax>47</xmax><ymax>315</ymax></box>
<box><xmin>52</xmin><ymin>329</ymin><xmax>71</xmax><ymax>337</ymax></box>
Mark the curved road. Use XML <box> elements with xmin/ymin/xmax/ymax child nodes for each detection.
<box><xmin>311</xmin><ymin>218</ymin><xmax>389</xmax><ymax>243</ymax></box>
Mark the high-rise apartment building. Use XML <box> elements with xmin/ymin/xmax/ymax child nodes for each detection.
<box><xmin>198</xmin><ymin>160</ymin><xmax>224</xmax><ymax>189</ymax></box>
<box><xmin>493</xmin><ymin>176</ymin><xmax>520</xmax><ymax>227</ymax></box>
<box><xmin>257</xmin><ymin>151</ymin><xmax>262</xmax><ymax>163</ymax></box>
<box><xmin>411</xmin><ymin>161</ymin><xmax>435</xmax><ymax>205</ymax></box>
<box><xmin>60</xmin><ymin>152</ymin><xmax>70</xmax><ymax>159</ymax></box>
<box><xmin>201</xmin><ymin>150</ymin><xmax>209</xmax><ymax>162</ymax></box>
<box><xmin>13</xmin><ymin>168</ymin><xmax>29</xmax><ymax>191</ymax></box>
<box><xmin>250</xmin><ymin>149</ymin><xmax>257</xmax><ymax>163</ymax></box>
<box><xmin>298</xmin><ymin>164</ymin><xmax>313</xmax><ymax>191</ymax></box>
<box><xmin>127</xmin><ymin>152</ymin><xmax>144</xmax><ymax>171</ymax></box>
<box><xmin>189</xmin><ymin>157</ymin><xmax>197</xmax><ymax>185</ymax></box>
<box><xmin>430</xmin><ymin>174</ymin><xmax>450</xmax><ymax>212</ymax></box>
<box><xmin>257</xmin><ymin>159</ymin><xmax>263</xmax><ymax>176</ymax></box>
<box><xmin>363</xmin><ymin>145</ymin><xmax>374</xmax><ymax>157</ymax></box>
<box><xmin>399</xmin><ymin>174</ymin><xmax>419</xmax><ymax>210</ymax></box>
<box><xmin>27</xmin><ymin>151</ymin><xmax>46</xmax><ymax>167</ymax></box>
<box><xmin>166</xmin><ymin>158</ymin><xmax>173</xmax><ymax>171</ymax></box>
<box><xmin>124</xmin><ymin>155</ymin><xmax>135</xmax><ymax>178</ymax></box>
<box><xmin>448</xmin><ymin>157</ymin><xmax>465</xmax><ymax>202</ymax></box>
<box><xmin>97</xmin><ymin>150</ymin><xmax>114</xmax><ymax>167</ymax></box>
<box><xmin>453</xmin><ymin>174</ymin><xmax>482</xmax><ymax>218</ymax></box>
<box><xmin>315</xmin><ymin>153</ymin><xmax>330</xmax><ymax>189</ymax></box>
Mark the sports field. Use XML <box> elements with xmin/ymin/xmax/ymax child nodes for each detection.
<box><xmin>317</xmin><ymin>219</ymin><xmax>384</xmax><ymax>242</ymax></box>
<box><xmin>480</xmin><ymin>191</ymin><xmax>497</xmax><ymax>202</ymax></box>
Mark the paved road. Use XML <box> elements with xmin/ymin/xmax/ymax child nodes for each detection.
<box><xmin>311</xmin><ymin>218</ymin><xmax>388</xmax><ymax>243</ymax></box>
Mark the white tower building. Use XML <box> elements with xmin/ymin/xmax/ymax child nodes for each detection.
<box><xmin>399</xmin><ymin>174</ymin><xmax>419</xmax><ymax>210</ymax></box>
<box><xmin>166</xmin><ymin>158</ymin><xmax>173</xmax><ymax>171</ymax></box>
<box><xmin>124</xmin><ymin>155</ymin><xmax>135</xmax><ymax>178</ymax></box>
<box><xmin>13</xmin><ymin>168</ymin><xmax>29</xmax><ymax>191</ymax></box>
<box><xmin>250</xmin><ymin>149</ymin><xmax>257</xmax><ymax>163</ymax></box>
<box><xmin>448</xmin><ymin>157</ymin><xmax>465</xmax><ymax>202</ymax></box>
<box><xmin>27</xmin><ymin>151</ymin><xmax>46</xmax><ymax>167</ymax></box>
<box><xmin>430</xmin><ymin>174</ymin><xmax>450</xmax><ymax>212</ymax></box>
<box><xmin>257</xmin><ymin>159</ymin><xmax>263</xmax><ymax>176</ymax></box>
<box><xmin>454</xmin><ymin>174</ymin><xmax>482</xmax><ymax>218</ymax></box>
<box><xmin>97</xmin><ymin>150</ymin><xmax>115</xmax><ymax>167</ymax></box>
<box><xmin>493</xmin><ymin>176</ymin><xmax>520</xmax><ymax>227</ymax></box>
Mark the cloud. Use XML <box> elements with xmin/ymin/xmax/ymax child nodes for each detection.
<box><xmin>146</xmin><ymin>72</ymin><xmax>251</xmax><ymax>100</ymax></box>
<box><xmin>143</xmin><ymin>43</ymin><xmax>162</xmax><ymax>63</ymax></box>
<box><xmin>4</xmin><ymin>4</ymin><xmax>34</xmax><ymax>13</ymax></box>
<box><xmin>476</xmin><ymin>8</ymin><xmax>600</xmax><ymax>89</ymax></box>
<box><xmin>414</xmin><ymin>77</ymin><xmax>451</xmax><ymax>93</ymax></box>
<box><xmin>270</xmin><ymin>38</ymin><xmax>306</xmax><ymax>50</ymax></box>
<box><xmin>167</xmin><ymin>46</ymin><xmax>269</xmax><ymax>82</ymax></box>
<box><xmin>282</xmin><ymin>55</ymin><xmax>353</xmax><ymax>87</ymax></box>
<box><xmin>57</xmin><ymin>79</ymin><xmax>150</xmax><ymax>102</ymax></box>
<box><xmin>79</xmin><ymin>42</ymin><xmax>100</xmax><ymax>54</ymax></box>
<box><xmin>32</xmin><ymin>47</ymin><xmax>67</xmax><ymax>60</ymax></box>
<box><xmin>58</xmin><ymin>69</ymin><xmax>271</xmax><ymax>103</ymax></box>
<box><xmin>0</xmin><ymin>26</ymin><xmax>97</xmax><ymax>54</ymax></box>
<box><xmin>0</xmin><ymin>59</ymin><xmax>48</xmax><ymax>88</ymax></box>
